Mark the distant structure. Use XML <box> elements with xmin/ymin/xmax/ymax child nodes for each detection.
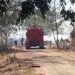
<box><xmin>70</xmin><ymin>28</ymin><xmax>75</xmax><ymax>50</ymax></box>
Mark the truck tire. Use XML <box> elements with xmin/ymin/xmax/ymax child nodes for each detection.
<box><xmin>26</xmin><ymin>46</ymin><xmax>30</xmax><ymax>49</ymax></box>
<box><xmin>39</xmin><ymin>46</ymin><xmax>44</xmax><ymax>49</ymax></box>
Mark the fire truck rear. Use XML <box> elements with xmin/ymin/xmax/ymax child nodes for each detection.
<box><xmin>26</xmin><ymin>25</ymin><xmax>44</xmax><ymax>49</ymax></box>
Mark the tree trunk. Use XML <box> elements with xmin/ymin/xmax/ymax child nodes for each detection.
<box><xmin>54</xmin><ymin>0</ymin><xmax>59</xmax><ymax>49</ymax></box>
<box><xmin>56</xmin><ymin>23</ymin><xmax>59</xmax><ymax>49</ymax></box>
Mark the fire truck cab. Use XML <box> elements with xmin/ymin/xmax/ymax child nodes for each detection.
<box><xmin>26</xmin><ymin>25</ymin><xmax>44</xmax><ymax>49</ymax></box>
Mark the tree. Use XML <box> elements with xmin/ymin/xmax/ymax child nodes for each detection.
<box><xmin>0</xmin><ymin>0</ymin><xmax>10</xmax><ymax>17</ymax></box>
<box><xmin>60</xmin><ymin>0</ymin><xmax>75</xmax><ymax>26</ymax></box>
<box><xmin>17</xmin><ymin>0</ymin><xmax>51</xmax><ymax>23</ymax></box>
<box><xmin>0</xmin><ymin>0</ymin><xmax>75</xmax><ymax>24</ymax></box>
<box><xmin>0</xmin><ymin>0</ymin><xmax>20</xmax><ymax>46</ymax></box>
<box><xmin>16</xmin><ymin>0</ymin><xmax>75</xmax><ymax>24</ymax></box>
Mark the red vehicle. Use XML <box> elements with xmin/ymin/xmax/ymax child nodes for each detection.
<box><xmin>26</xmin><ymin>25</ymin><xmax>44</xmax><ymax>49</ymax></box>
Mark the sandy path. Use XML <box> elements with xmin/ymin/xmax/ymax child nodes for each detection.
<box><xmin>9</xmin><ymin>48</ymin><xmax>75</xmax><ymax>75</ymax></box>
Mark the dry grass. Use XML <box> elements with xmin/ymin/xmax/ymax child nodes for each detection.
<box><xmin>0</xmin><ymin>53</ymin><xmax>38</xmax><ymax>75</ymax></box>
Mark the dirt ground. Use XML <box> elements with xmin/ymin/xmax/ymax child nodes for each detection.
<box><xmin>0</xmin><ymin>47</ymin><xmax>75</xmax><ymax>75</ymax></box>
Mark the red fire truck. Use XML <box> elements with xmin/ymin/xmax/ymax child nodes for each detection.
<box><xmin>26</xmin><ymin>25</ymin><xmax>44</xmax><ymax>49</ymax></box>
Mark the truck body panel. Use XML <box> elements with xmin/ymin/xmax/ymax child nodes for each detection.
<box><xmin>26</xmin><ymin>25</ymin><xmax>44</xmax><ymax>49</ymax></box>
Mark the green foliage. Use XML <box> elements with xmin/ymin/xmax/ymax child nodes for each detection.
<box><xmin>0</xmin><ymin>0</ymin><xmax>10</xmax><ymax>17</ymax></box>
<box><xmin>70</xmin><ymin>0</ymin><xmax>75</xmax><ymax>4</ymax></box>
<box><xmin>60</xmin><ymin>0</ymin><xmax>75</xmax><ymax>26</ymax></box>
<box><xmin>17</xmin><ymin>0</ymin><xmax>51</xmax><ymax>23</ymax></box>
<box><xmin>0</xmin><ymin>0</ymin><xmax>75</xmax><ymax>27</ymax></box>
<box><xmin>60</xmin><ymin>0</ymin><xmax>66</xmax><ymax>6</ymax></box>
<box><xmin>60</xmin><ymin>9</ymin><xmax>75</xmax><ymax>22</ymax></box>
<box><xmin>17</xmin><ymin>0</ymin><xmax>75</xmax><ymax>25</ymax></box>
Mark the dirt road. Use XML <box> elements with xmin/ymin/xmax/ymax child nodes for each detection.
<box><xmin>1</xmin><ymin>48</ymin><xmax>75</xmax><ymax>75</ymax></box>
<box><xmin>11</xmin><ymin>48</ymin><xmax>75</xmax><ymax>75</ymax></box>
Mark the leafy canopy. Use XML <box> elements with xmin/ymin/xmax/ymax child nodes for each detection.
<box><xmin>17</xmin><ymin>0</ymin><xmax>51</xmax><ymax>23</ymax></box>
<box><xmin>60</xmin><ymin>0</ymin><xmax>75</xmax><ymax>26</ymax></box>
<box><xmin>0</xmin><ymin>0</ymin><xmax>10</xmax><ymax>17</ymax></box>
<box><xmin>0</xmin><ymin>0</ymin><xmax>75</xmax><ymax>25</ymax></box>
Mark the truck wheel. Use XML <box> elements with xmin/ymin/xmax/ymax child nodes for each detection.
<box><xmin>39</xmin><ymin>46</ymin><xmax>44</xmax><ymax>49</ymax></box>
<box><xmin>26</xmin><ymin>46</ymin><xmax>30</xmax><ymax>49</ymax></box>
